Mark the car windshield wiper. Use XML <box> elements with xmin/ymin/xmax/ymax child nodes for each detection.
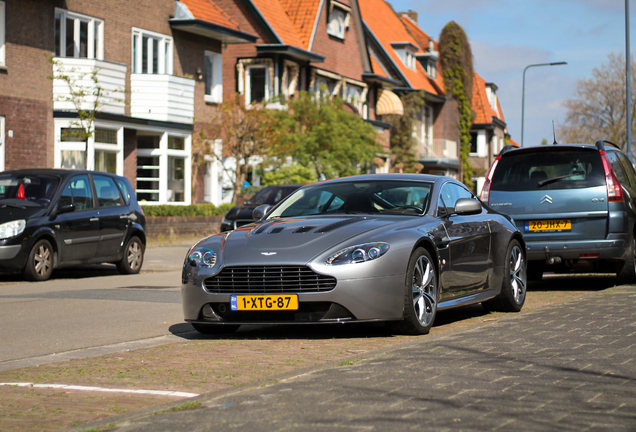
<box><xmin>537</xmin><ymin>173</ymin><xmax>581</xmax><ymax>187</ymax></box>
<box><xmin>0</xmin><ymin>203</ymin><xmax>27</xmax><ymax>209</ymax></box>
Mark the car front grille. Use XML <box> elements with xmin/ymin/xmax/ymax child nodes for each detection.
<box><xmin>203</xmin><ymin>266</ymin><xmax>336</xmax><ymax>294</ymax></box>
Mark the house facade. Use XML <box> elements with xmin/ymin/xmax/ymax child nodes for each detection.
<box><xmin>0</xmin><ymin>0</ymin><xmax>255</xmax><ymax>205</ymax></box>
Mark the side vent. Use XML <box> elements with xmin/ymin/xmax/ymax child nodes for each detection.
<box><xmin>315</xmin><ymin>218</ymin><xmax>362</xmax><ymax>233</ymax></box>
<box><xmin>293</xmin><ymin>226</ymin><xmax>315</xmax><ymax>233</ymax></box>
<box><xmin>269</xmin><ymin>227</ymin><xmax>285</xmax><ymax>234</ymax></box>
<box><xmin>253</xmin><ymin>222</ymin><xmax>274</xmax><ymax>235</ymax></box>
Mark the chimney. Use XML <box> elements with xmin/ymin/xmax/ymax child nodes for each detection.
<box><xmin>397</xmin><ymin>10</ymin><xmax>418</xmax><ymax>25</ymax></box>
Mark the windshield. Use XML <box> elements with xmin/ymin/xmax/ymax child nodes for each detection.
<box><xmin>267</xmin><ymin>180</ymin><xmax>433</xmax><ymax>218</ymax></box>
<box><xmin>0</xmin><ymin>173</ymin><xmax>61</xmax><ymax>208</ymax></box>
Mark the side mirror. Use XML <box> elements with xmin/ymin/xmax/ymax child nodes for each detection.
<box><xmin>253</xmin><ymin>204</ymin><xmax>271</xmax><ymax>221</ymax></box>
<box><xmin>454</xmin><ymin>198</ymin><xmax>482</xmax><ymax>216</ymax></box>
<box><xmin>49</xmin><ymin>202</ymin><xmax>75</xmax><ymax>220</ymax></box>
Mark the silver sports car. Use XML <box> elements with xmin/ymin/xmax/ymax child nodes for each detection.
<box><xmin>181</xmin><ymin>174</ymin><xmax>526</xmax><ymax>335</ymax></box>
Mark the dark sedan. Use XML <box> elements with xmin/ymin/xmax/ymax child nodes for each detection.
<box><xmin>183</xmin><ymin>174</ymin><xmax>526</xmax><ymax>336</ymax></box>
<box><xmin>220</xmin><ymin>184</ymin><xmax>301</xmax><ymax>231</ymax></box>
<box><xmin>0</xmin><ymin>169</ymin><xmax>146</xmax><ymax>281</ymax></box>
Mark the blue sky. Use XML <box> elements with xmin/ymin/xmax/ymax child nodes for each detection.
<box><xmin>386</xmin><ymin>0</ymin><xmax>634</xmax><ymax>146</ymax></box>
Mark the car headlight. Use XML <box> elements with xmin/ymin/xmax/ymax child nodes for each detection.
<box><xmin>0</xmin><ymin>220</ymin><xmax>26</xmax><ymax>240</ymax></box>
<box><xmin>188</xmin><ymin>246</ymin><xmax>217</xmax><ymax>267</ymax></box>
<box><xmin>326</xmin><ymin>242</ymin><xmax>389</xmax><ymax>265</ymax></box>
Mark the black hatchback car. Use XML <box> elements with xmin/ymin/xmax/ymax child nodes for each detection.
<box><xmin>220</xmin><ymin>185</ymin><xmax>301</xmax><ymax>232</ymax></box>
<box><xmin>481</xmin><ymin>140</ymin><xmax>636</xmax><ymax>283</ymax></box>
<box><xmin>0</xmin><ymin>169</ymin><xmax>146</xmax><ymax>281</ymax></box>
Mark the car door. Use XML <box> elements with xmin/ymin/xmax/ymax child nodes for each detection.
<box><xmin>93</xmin><ymin>174</ymin><xmax>129</xmax><ymax>259</ymax></box>
<box><xmin>438</xmin><ymin>182</ymin><xmax>491</xmax><ymax>297</ymax></box>
<box><xmin>54</xmin><ymin>174</ymin><xmax>100</xmax><ymax>262</ymax></box>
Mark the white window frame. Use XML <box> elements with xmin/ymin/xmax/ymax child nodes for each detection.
<box><xmin>136</xmin><ymin>131</ymin><xmax>191</xmax><ymax>204</ymax></box>
<box><xmin>0</xmin><ymin>1</ymin><xmax>5</xmax><ymax>67</ymax></box>
<box><xmin>327</xmin><ymin>2</ymin><xmax>350</xmax><ymax>39</ymax></box>
<box><xmin>54</xmin><ymin>120</ymin><xmax>124</xmax><ymax>175</ymax></box>
<box><xmin>132</xmin><ymin>27</ymin><xmax>173</xmax><ymax>75</ymax></box>
<box><xmin>245</xmin><ymin>65</ymin><xmax>269</xmax><ymax>104</ymax></box>
<box><xmin>204</xmin><ymin>50</ymin><xmax>223</xmax><ymax>103</ymax></box>
<box><xmin>54</xmin><ymin>8</ymin><xmax>104</xmax><ymax>60</ymax></box>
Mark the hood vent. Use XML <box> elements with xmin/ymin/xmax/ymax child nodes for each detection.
<box><xmin>315</xmin><ymin>217</ymin><xmax>363</xmax><ymax>233</ymax></box>
<box><xmin>253</xmin><ymin>222</ymin><xmax>275</xmax><ymax>235</ymax></box>
<box><xmin>269</xmin><ymin>227</ymin><xmax>284</xmax><ymax>234</ymax></box>
<box><xmin>293</xmin><ymin>226</ymin><xmax>315</xmax><ymax>233</ymax></box>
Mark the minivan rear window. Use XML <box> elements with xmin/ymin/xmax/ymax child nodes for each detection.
<box><xmin>491</xmin><ymin>148</ymin><xmax>606</xmax><ymax>191</ymax></box>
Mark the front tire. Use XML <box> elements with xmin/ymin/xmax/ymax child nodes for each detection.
<box><xmin>23</xmin><ymin>239</ymin><xmax>54</xmax><ymax>281</ymax></box>
<box><xmin>390</xmin><ymin>247</ymin><xmax>438</xmax><ymax>335</ymax></box>
<box><xmin>483</xmin><ymin>239</ymin><xmax>526</xmax><ymax>312</ymax></box>
<box><xmin>117</xmin><ymin>236</ymin><xmax>144</xmax><ymax>274</ymax></box>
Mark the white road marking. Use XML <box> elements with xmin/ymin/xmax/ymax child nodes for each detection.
<box><xmin>0</xmin><ymin>382</ymin><xmax>198</xmax><ymax>398</ymax></box>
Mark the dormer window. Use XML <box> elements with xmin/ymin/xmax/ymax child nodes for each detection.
<box><xmin>416</xmin><ymin>37</ymin><xmax>439</xmax><ymax>78</ymax></box>
<box><xmin>391</xmin><ymin>42</ymin><xmax>418</xmax><ymax>70</ymax></box>
<box><xmin>327</xmin><ymin>1</ymin><xmax>350</xmax><ymax>39</ymax></box>
<box><xmin>486</xmin><ymin>83</ymin><xmax>499</xmax><ymax>112</ymax></box>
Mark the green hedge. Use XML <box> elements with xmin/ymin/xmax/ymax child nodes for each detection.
<box><xmin>141</xmin><ymin>203</ymin><xmax>234</xmax><ymax>217</ymax></box>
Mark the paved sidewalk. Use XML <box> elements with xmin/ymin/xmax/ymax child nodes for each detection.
<box><xmin>70</xmin><ymin>286</ymin><xmax>636</xmax><ymax>432</ymax></box>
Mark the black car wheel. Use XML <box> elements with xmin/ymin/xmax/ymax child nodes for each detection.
<box><xmin>483</xmin><ymin>239</ymin><xmax>526</xmax><ymax>312</ymax></box>
<box><xmin>191</xmin><ymin>323</ymin><xmax>240</xmax><ymax>335</ymax></box>
<box><xmin>23</xmin><ymin>239</ymin><xmax>54</xmax><ymax>281</ymax></box>
<box><xmin>117</xmin><ymin>236</ymin><xmax>144</xmax><ymax>274</ymax></box>
<box><xmin>390</xmin><ymin>247</ymin><xmax>438</xmax><ymax>335</ymax></box>
<box><xmin>616</xmin><ymin>237</ymin><xmax>636</xmax><ymax>285</ymax></box>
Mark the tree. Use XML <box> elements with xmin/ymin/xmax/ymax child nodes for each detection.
<box><xmin>273</xmin><ymin>91</ymin><xmax>381</xmax><ymax>180</ymax></box>
<box><xmin>261</xmin><ymin>163</ymin><xmax>316</xmax><ymax>186</ymax></box>
<box><xmin>385</xmin><ymin>91</ymin><xmax>426</xmax><ymax>173</ymax></box>
<box><xmin>439</xmin><ymin>21</ymin><xmax>475</xmax><ymax>189</ymax></box>
<box><xmin>201</xmin><ymin>94</ymin><xmax>279</xmax><ymax>204</ymax></box>
<box><xmin>559</xmin><ymin>53</ymin><xmax>636</xmax><ymax>153</ymax></box>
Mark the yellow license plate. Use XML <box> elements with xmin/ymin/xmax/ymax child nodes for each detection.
<box><xmin>230</xmin><ymin>294</ymin><xmax>299</xmax><ymax>311</ymax></box>
<box><xmin>525</xmin><ymin>219</ymin><xmax>571</xmax><ymax>232</ymax></box>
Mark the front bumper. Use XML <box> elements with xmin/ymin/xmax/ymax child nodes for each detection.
<box><xmin>182</xmin><ymin>272</ymin><xmax>406</xmax><ymax>325</ymax></box>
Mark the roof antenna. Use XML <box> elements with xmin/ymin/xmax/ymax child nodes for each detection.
<box><xmin>552</xmin><ymin>121</ymin><xmax>558</xmax><ymax>145</ymax></box>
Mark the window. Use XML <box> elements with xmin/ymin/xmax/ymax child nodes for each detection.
<box><xmin>94</xmin><ymin>175</ymin><xmax>123</xmax><ymax>208</ymax></box>
<box><xmin>204</xmin><ymin>51</ymin><xmax>223</xmax><ymax>103</ymax></box>
<box><xmin>469</xmin><ymin>132</ymin><xmax>478</xmax><ymax>154</ymax></box>
<box><xmin>282</xmin><ymin>62</ymin><xmax>299</xmax><ymax>98</ymax></box>
<box><xmin>246</xmin><ymin>66</ymin><xmax>268</xmax><ymax>103</ymax></box>
<box><xmin>132</xmin><ymin>28</ymin><xmax>172</xmax><ymax>74</ymax></box>
<box><xmin>55</xmin><ymin>9</ymin><xmax>103</xmax><ymax>59</ymax></box>
<box><xmin>59</xmin><ymin>175</ymin><xmax>94</xmax><ymax>211</ymax></box>
<box><xmin>327</xmin><ymin>2</ymin><xmax>350</xmax><ymax>39</ymax></box>
<box><xmin>396</xmin><ymin>49</ymin><xmax>415</xmax><ymax>70</ymax></box>
<box><xmin>0</xmin><ymin>1</ymin><xmax>5</xmax><ymax>66</ymax></box>
<box><xmin>439</xmin><ymin>182</ymin><xmax>473</xmax><ymax>215</ymax></box>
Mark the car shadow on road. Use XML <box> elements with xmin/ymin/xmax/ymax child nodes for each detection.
<box><xmin>0</xmin><ymin>264</ymin><xmax>122</xmax><ymax>283</ymax></box>
<box><xmin>530</xmin><ymin>273</ymin><xmax>617</xmax><ymax>292</ymax></box>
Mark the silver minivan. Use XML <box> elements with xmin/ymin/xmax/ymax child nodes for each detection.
<box><xmin>481</xmin><ymin>140</ymin><xmax>636</xmax><ymax>283</ymax></box>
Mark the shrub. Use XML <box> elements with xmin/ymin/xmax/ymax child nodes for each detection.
<box><xmin>141</xmin><ymin>203</ymin><xmax>234</xmax><ymax>217</ymax></box>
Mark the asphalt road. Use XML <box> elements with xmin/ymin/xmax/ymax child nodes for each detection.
<box><xmin>0</xmin><ymin>245</ymin><xmax>192</xmax><ymax>370</ymax></box>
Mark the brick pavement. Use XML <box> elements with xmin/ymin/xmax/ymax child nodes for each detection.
<box><xmin>69</xmin><ymin>287</ymin><xmax>636</xmax><ymax>432</ymax></box>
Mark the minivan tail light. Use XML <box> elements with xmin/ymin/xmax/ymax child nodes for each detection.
<box><xmin>480</xmin><ymin>156</ymin><xmax>500</xmax><ymax>204</ymax></box>
<box><xmin>599</xmin><ymin>151</ymin><xmax>624</xmax><ymax>202</ymax></box>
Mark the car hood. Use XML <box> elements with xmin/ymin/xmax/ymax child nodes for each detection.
<box><xmin>0</xmin><ymin>204</ymin><xmax>46</xmax><ymax>224</ymax></box>
<box><xmin>217</xmin><ymin>215</ymin><xmax>406</xmax><ymax>265</ymax></box>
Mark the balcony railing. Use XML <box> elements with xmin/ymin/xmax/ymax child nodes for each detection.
<box><xmin>130</xmin><ymin>74</ymin><xmax>195</xmax><ymax>124</ymax></box>
<box><xmin>52</xmin><ymin>58</ymin><xmax>127</xmax><ymax>115</ymax></box>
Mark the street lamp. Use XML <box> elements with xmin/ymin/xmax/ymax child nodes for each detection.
<box><xmin>521</xmin><ymin>62</ymin><xmax>567</xmax><ymax>146</ymax></box>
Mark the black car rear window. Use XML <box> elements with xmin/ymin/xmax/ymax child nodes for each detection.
<box><xmin>491</xmin><ymin>148</ymin><xmax>606</xmax><ymax>191</ymax></box>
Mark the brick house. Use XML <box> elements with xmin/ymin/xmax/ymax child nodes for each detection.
<box><xmin>359</xmin><ymin>2</ymin><xmax>460</xmax><ymax>178</ymax></box>
<box><xmin>0</xmin><ymin>0</ymin><xmax>255</xmax><ymax>205</ymax></box>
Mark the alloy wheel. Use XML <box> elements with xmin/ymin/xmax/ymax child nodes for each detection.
<box><xmin>509</xmin><ymin>244</ymin><xmax>526</xmax><ymax>304</ymax></box>
<box><xmin>127</xmin><ymin>241</ymin><xmax>142</xmax><ymax>270</ymax></box>
<box><xmin>34</xmin><ymin>244</ymin><xmax>52</xmax><ymax>277</ymax></box>
<box><xmin>412</xmin><ymin>254</ymin><xmax>437</xmax><ymax>327</ymax></box>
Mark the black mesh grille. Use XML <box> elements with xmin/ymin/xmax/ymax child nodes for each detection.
<box><xmin>203</xmin><ymin>266</ymin><xmax>337</xmax><ymax>294</ymax></box>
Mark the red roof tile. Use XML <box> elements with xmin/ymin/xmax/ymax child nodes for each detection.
<box><xmin>251</xmin><ymin>0</ymin><xmax>305</xmax><ymax>48</ymax></box>
<box><xmin>359</xmin><ymin>0</ymin><xmax>438</xmax><ymax>94</ymax></box>
<box><xmin>279</xmin><ymin>0</ymin><xmax>321</xmax><ymax>50</ymax></box>
<box><xmin>472</xmin><ymin>72</ymin><xmax>502</xmax><ymax>124</ymax></box>
<box><xmin>399</xmin><ymin>16</ymin><xmax>445</xmax><ymax>94</ymax></box>
<box><xmin>181</xmin><ymin>0</ymin><xmax>241</xmax><ymax>30</ymax></box>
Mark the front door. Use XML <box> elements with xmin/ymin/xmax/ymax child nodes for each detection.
<box><xmin>438</xmin><ymin>182</ymin><xmax>491</xmax><ymax>297</ymax></box>
<box><xmin>54</xmin><ymin>175</ymin><xmax>100</xmax><ymax>262</ymax></box>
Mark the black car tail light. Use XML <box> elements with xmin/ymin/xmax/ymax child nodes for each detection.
<box><xmin>599</xmin><ymin>151</ymin><xmax>624</xmax><ymax>202</ymax></box>
<box><xmin>480</xmin><ymin>156</ymin><xmax>500</xmax><ymax>205</ymax></box>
